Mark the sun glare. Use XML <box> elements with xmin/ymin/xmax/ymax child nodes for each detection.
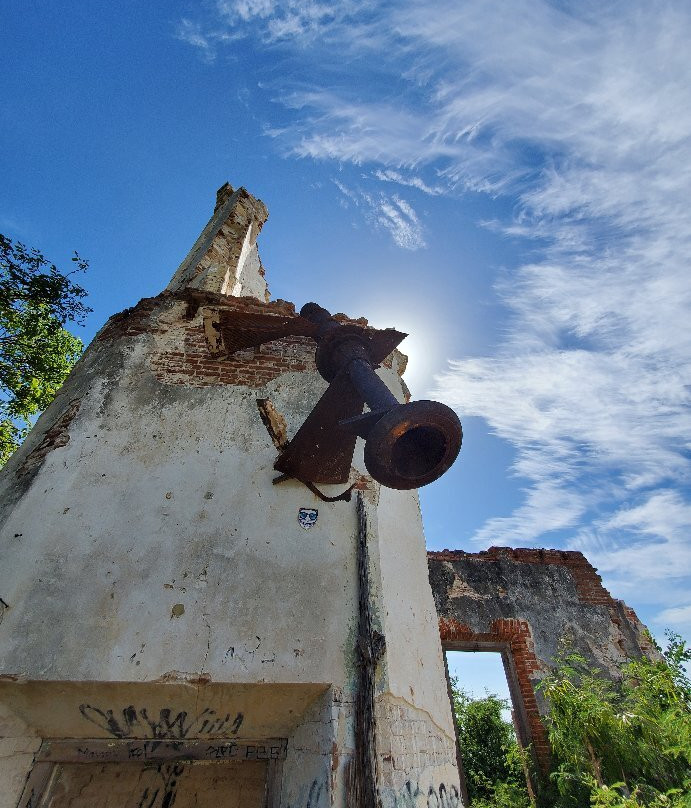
<box><xmin>365</xmin><ymin>303</ymin><xmax>443</xmax><ymax>398</ymax></box>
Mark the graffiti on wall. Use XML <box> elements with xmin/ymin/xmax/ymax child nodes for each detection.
<box><xmin>65</xmin><ymin>740</ymin><xmax>283</xmax><ymax>762</ymax></box>
<box><xmin>286</xmin><ymin>777</ymin><xmax>461</xmax><ymax>808</ymax></box>
<box><xmin>286</xmin><ymin>778</ymin><xmax>326</xmax><ymax>808</ymax></box>
<box><xmin>79</xmin><ymin>704</ymin><xmax>244</xmax><ymax>739</ymax></box>
<box><xmin>136</xmin><ymin>762</ymin><xmax>184</xmax><ymax>808</ymax></box>
<box><xmin>386</xmin><ymin>780</ymin><xmax>461</xmax><ymax>808</ymax></box>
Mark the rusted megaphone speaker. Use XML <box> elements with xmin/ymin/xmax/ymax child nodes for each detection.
<box><xmin>208</xmin><ymin>300</ymin><xmax>462</xmax><ymax>493</ymax></box>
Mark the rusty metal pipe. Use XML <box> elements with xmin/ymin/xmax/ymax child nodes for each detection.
<box><xmin>298</xmin><ymin>302</ymin><xmax>462</xmax><ymax>489</ymax></box>
<box><xmin>300</xmin><ymin>303</ymin><xmax>400</xmax><ymax>408</ymax></box>
<box><xmin>346</xmin><ymin>357</ymin><xmax>399</xmax><ymax>413</ymax></box>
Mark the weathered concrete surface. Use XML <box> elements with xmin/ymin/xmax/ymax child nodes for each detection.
<box><xmin>40</xmin><ymin>759</ymin><xmax>268</xmax><ymax>808</ymax></box>
<box><xmin>0</xmin><ymin>735</ymin><xmax>40</xmax><ymax>808</ymax></box>
<box><xmin>374</xmin><ymin>488</ymin><xmax>460</xmax><ymax>804</ymax></box>
<box><xmin>0</xmin><ymin>184</ymin><xmax>461</xmax><ymax>806</ymax></box>
<box><xmin>0</xmin><ymin>681</ymin><xmax>328</xmax><ymax>739</ymax></box>
<box><xmin>428</xmin><ymin>547</ymin><xmax>656</xmax><ymax>773</ymax></box>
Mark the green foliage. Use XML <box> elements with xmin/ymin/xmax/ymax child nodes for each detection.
<box><xmin>471</xmin><ymin>780</ymin><xmax>533</xmax><ymax>808</ymax></box>
<box><xmin>0</xmin><ymin>234</ymin><xmax>90</xmax><ymax>464</ymax></box>
<box><xmin>538</xmin><ymin>632</ymin><xmax>691</xmax><ymax>808</ymax></box>
<box><xmin>450</xmin><ymin>678</ymin><xmax>532</xmax><ymax>807</ymax></box>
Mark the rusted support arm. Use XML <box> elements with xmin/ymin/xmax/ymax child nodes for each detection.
<box><xmin>347</xmin><ymin>357</ymin><xmax>399</xmax><ymax>413</ymax></box>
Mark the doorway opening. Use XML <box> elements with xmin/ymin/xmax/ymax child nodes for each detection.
<box><xmin>445</xmin><ymin>649</ymin><xmax>536</xmax><ymax>806</ymax></box>
<box><xmin>16</xmin><ymin>739</ymin><xmax>285</xmax><ymax>808</ymax></box>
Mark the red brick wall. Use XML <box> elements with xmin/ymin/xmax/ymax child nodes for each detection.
<box><xmin>149</xmin><ymin>326</ymin><xmax>315</xmax><ymax>388</ymax></box>
<box><xmin>430</xmin><ymin>546</ymin><xmax>658</xmax><ymax>778</ymax></box>
<box><xmin>95</xmin><ymin>290</ymin><xmax>408</xmax><ymax>392</ymax></box>
<box><xmin>430</xmin><ymin>547</ymin><xmax>656</xmax><ymax>657</ymax></box>
<box><xmin>439</xmin><ymin>616</ymin><xmax>551</xmax><ymax>772</ymax></box>
<box><xmin>96</xmin><ymin>291</ymin><xmax>318</xmax><ymax>388</ymax></box>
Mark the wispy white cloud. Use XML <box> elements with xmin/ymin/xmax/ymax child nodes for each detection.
<box><xmin>374</xmin><ymin>194</ymin><xmax>425</xmax><ymax>250</ymax></box>
<box><xmin>175</xmin><ymin>19</ymin><xmax>216</xmax><ymax>62</ymax></box>
<box><xmin>656</xmin><ymin>604</ymin><xmax>691</xmax><ymax>635</ymax></box>
<box><xmin>569</xmin><ymin>492</ymin><xmax>691</xmax><ymax>630</ymax></box>
<box><xmin>174</xmin><ymin>17</ymin><xmax>240</xmax><ymax>62</ymax></box>
<box><xmin>373</xmin><ymin>169</ymin><xmax>445</xmax><ymax>196</ymax></box>
<box><xmin>332</xmin><ymin>180</ymin><xmax>426</xmax><ymax>249</ymax></box>
<box><xmin>332</xmin><ymin>179</ymin><xmax>360</xmax><ymax>206</ymax></box>
<box><xmin>220</xmin><ymin>0</ymin><xmax>274</xmax><ymax>23</ymax></box>
<box><xmin>177</xmin><ymin>0</ymin><xmax>691</xmax><ymax>621</ymax></box>
<box><xmin>213</xmin><ymin>0</ymin><xmax>373</xmax><ymax>45</ymax></box>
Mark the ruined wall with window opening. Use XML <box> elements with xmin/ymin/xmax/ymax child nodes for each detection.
<box><xmin>428</xmin><ymin>547</ymin><xmax>655</xmax><ymax>775</ymax></box>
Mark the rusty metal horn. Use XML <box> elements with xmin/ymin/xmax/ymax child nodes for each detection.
<box><xmin>299</xmin><ymin>303</ymin><xmax>463</xmax><ymax>490</ymax></box>
<box><xmin>361</xmin><ymin>400</ymin><xmax>462</xmax><ymax>490</ymax></box>
<box><xmin>210</xmin><ymin>300</ymin><xmax>462</xmax><ymax>491</ymax></box>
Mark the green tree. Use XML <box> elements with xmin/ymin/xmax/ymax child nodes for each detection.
<box><xmin>0</xmin><ymin>234</ymin><xmax>90</xmax><ymax>465</ymax></box>
<box><xmin>538</xmin><ymin>632</ymin><xmax>691</xmax><ymax>808</ymax></box>
<box><xmin>450</xmin><ymin>679</ymin><xmax>532</xmax><ymax>807</ymax></box>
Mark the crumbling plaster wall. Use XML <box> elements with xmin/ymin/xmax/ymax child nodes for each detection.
<box><xmin>367</xmin><ymin>487</ymin><xmax>461</xmax><ymax>806</ymax></box>
<box><xmin>428</xmin><ymin>547</ymin><xmax>656</xmax><ymax>771</ymax></box>
<box><xmin>0</xmin><ymin>181</ymin><xmax>461</xmax><ymax>805</ymax></box>
<box><xmin>0</xmin><ymin>304</ymin><xmax>458</xmax><ymax>808</ymax></box>
<box><xmin>0</xmin><ymin>291</ymin><xmax>459</xmax><ymax>804</ymax></box>
<box><xmin>0</xmin><ymin>303</ymin><xmax>357</xmax><ymax>686</ymax></box>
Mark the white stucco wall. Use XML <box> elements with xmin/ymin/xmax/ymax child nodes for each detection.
<box><xmin>0</xmin><ymin>185</ymin><xmax>462</xmax><ymax>806</ymax></box>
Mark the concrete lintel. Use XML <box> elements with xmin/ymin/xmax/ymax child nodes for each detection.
<box><xmin>0</xmin><ymin>680</ymin><xmax>329</xmax><ymax>741</ymax></box>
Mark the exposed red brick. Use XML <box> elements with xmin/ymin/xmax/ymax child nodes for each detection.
<box><xmin>151</xmin><ymin>324</ymin><xmax>317</xmax><ymax>387</ymax></box>
<box><xmin>95</xmin><ymin>289</ymin><xmax>398</xmax><ymax>390</ymax></box>
<box><xmin>429</xmin><ymin>546</ymin><xmax>615</xmax><ymax>608</ymax></box>
<box><xmin>439</xmin><ymin>616</ymin><xmax>551</xmax><ymax>773</ymax></box>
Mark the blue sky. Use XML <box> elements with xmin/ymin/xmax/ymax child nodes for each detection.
<box><xmin>2</xmin><ymin>0</ymin><xmax>690</xmax><ymax>682</ymax></box>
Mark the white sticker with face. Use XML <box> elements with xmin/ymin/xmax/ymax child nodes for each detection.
<box><xmin>298</xmin><ymin>508</ymin><xmax>318</xmax><ymax>530</ymax></box>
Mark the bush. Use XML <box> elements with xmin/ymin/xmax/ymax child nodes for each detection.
<box><xmin>450</xmin><ymin>680</ymin><xmax>532</xmax><ymax>807</ymax></box>
<box><xmin>538</xmin><ymin>632</ymin><xmax>691</xmax><ymax>808</ymax></box>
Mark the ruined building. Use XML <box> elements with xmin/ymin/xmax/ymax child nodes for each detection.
<box><xmin>0</xmin><ymin>184</ymin><xmax>653</xmax><ymax>807</ymax></box>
